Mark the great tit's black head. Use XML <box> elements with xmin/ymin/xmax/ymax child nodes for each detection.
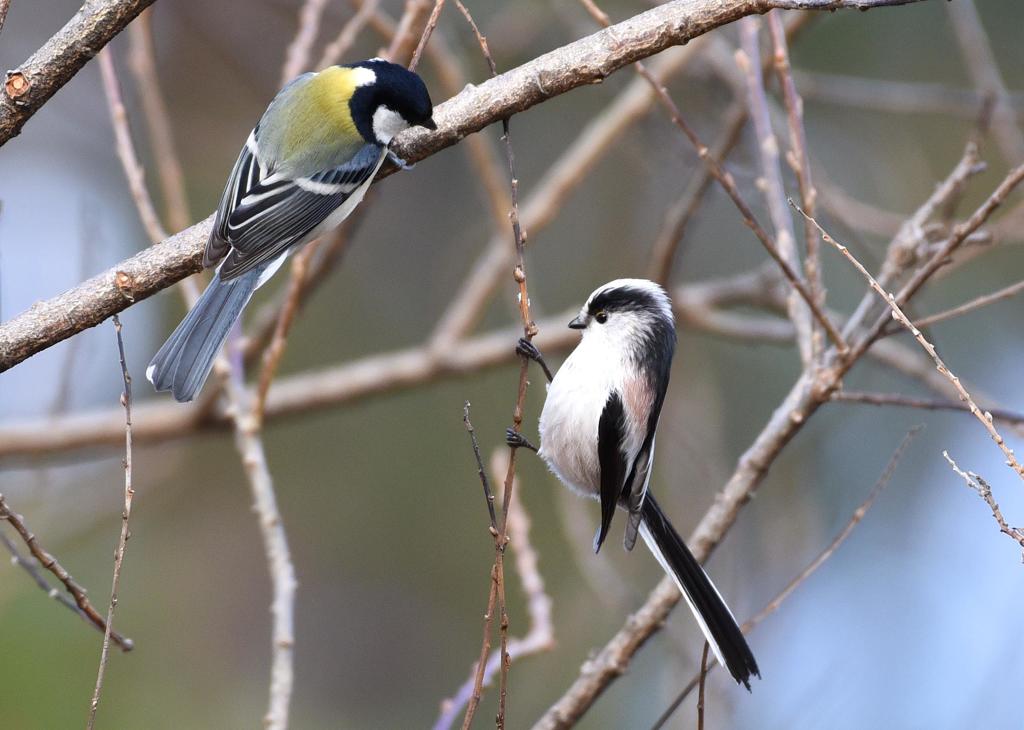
<box><xmin>349</xmin><ymin>59</ymin><xmax>436</xmax><ymax>144</ymax></box>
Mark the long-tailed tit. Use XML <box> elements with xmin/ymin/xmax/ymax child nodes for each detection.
<box><xmin>508</xmin><ymin>278</ymin><xmax>759</xmax><ymax>688</ymax></box>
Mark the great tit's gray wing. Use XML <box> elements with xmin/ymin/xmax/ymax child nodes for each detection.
<box><xmin>596</xmin><ymin>391</ymin><xmax>628</xmax><ymax>554</ymax></box>
<box><xmin>212</xmin><ymin>140</ymin><xmax>384</xmax><ymax>280</ymax></box>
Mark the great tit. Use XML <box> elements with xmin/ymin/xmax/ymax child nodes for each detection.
<box><xmin>147</xmin><ymin>58</ymin><xmax>435</xmax><ymax>402</ymax></box>
<box><xmin>508</xmin><ymin>279</ymin><xmax>760</xmax><ymax>689</ymax></box>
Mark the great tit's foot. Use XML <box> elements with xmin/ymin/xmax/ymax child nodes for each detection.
<box><xmin>387</xmin><ymin>150</ymin><xmax>415</xmax><ymax>170</ymax></box>
<box><xmin>515</xmin><ymin>337</ymin><xmax>554</xmax><ymax>383</ymax></box>
<box><xmin>505</xmin><ymin>428</ymin><xmax>538</xmax><ymax>453</ymax></box>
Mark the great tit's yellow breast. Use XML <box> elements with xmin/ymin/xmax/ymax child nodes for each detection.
<box><xmin>280</xmin><ymin>67</ymin><xmax>365</xmax><ymax>162</ymax></box>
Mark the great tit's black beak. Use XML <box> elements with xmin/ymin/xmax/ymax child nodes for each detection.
<box><xmin>568</xmin><ymin>315</ymin><xmax>587</xmax><ymax>330</ymax></box>
<box><xmin>421</xmin><ymin>117</ymin><xmax>437</xmax><ymax>131</ymax></box>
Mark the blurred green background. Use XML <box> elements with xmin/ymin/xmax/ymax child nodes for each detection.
<box><xmin>2</xmin><ymin>1</ymin><xmax>1024</xmax><ymax>728</ymax></box>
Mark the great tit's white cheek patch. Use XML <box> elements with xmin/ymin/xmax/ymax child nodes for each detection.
<box><xmin>372</xmin><ymin>106</ymin><xmax>410</xmax><ymax>144</ymax></box>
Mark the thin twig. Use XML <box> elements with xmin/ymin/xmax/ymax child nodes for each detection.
<box><xmin>882</xmin><ymin>279</ymin><xmax>1024</xmax><ymax>335</ymax></box>
<box><xmin>221</xmin><ymin>373</ymin><xmax>297</xmax><ymax>730</ymax></box>
<box><xmin>87</xmin><ymin>314</ymin><xmax>136</xmax><ymax>728</ymax></box>
<box><xmin>254</xmin><ymin>245</ymin><xmax>314</xmax><ymax>422</ymax></box>
<box><xmin>832</xmin><ymin>390</ymin><xmax>1024</xmax><ymax>427</ymax></box>
<box><xmin>651</xmin><ymin>428</ymin><xmax>919</xmax><ymax>729</ymax></box>
<box><xmin>947</xmin><ymin>0</ymin><xmax>1024</xmax><ymax>163</ymax></box>
<box><xmin>767</xmin><ymin>11</ymin><xmax>823</xmax><ymax>360</ymax></box>
<box><xmin>840</xmin><ymin>143</ymin><xmax>984</xmax><ymax>339</ymax></box>
<box><xmin>317</xmin><ymin>0</ymin><xmax>382</xmax><ymax>69</ymax></box>
<box><xmin>408</xmin><ymin>0</ymin><xmax>446</xmax><ymax>71</ymax></box>
<box><xmin>127</xmin><ymin>10</ymin><xmax>191</xmax><ymax>234</ymax></box>
<box><xmin>647</xmin><ymin>102</ymin><xmax>748</xmax><ymax>284</ymax></box>
<box><xmin>281</xmin><ymin>0</ymin><xmax>329</xmax><ymax>84</ymax></box>
<box><xmin>793</xmin><ymin>70</ymin><xmax>1024</xmax><ymax>119</ymax></box>
<box><xmin>0</xmin><ymin>495</ymin><xmax>133</xmax><ymax>651</ymax></box>
<box><xmin>796</xmin><ymin>202</ymin><xmax>1024</xmax><ymax>481</ymax></box>
<box><xmin>442</xmin><ymin>448</ymin><xmax>555</xmax><ymax>730</ymax></box>
<box><xmin>463</xmin><ymin>571</ymin><xmax>499</xmax><ymax>730</ymax></box>
<box><xmin>696</xmin><ymin>642</ymin><xmax>710</xmax><ymax>730</ymax></box>
<box><xmin>646</xmin><ymin>13</ymin><xmax>813</xmax><ymax>284</ymax></box>
<box><xmin>97</xmin><ymin>47</ymin><xmax>167</xmax><ymax>245</ymax></box>
<box><xmin>463</xmin><ymin>403</ymin><xmax>497</xmax><ymax>531</ymax></box>
<box><xmin>0</xmin><ymin>0</ymin><xmax>11</xmax><ymax>37</ymax></box>
<box><xmin>739</xmin><ymin>17</ymin><xmax>814</xmax><ymax>365</ymax></box>
<box><xmin>453</xmin><ymin>3</ymin><xmax>532</xmax><ymax>726</ymax></box>
<box><xmin>943</xmin><ymin>452</ymin><xmax>1024</xmax><ymax>555</ymax></box>
<box><xmin>582</xmin><ymin>0</ymin><xmax>846</xmax><ymax>356</ymax></box>
<box><xmin>123</xmin><ymin>8</ymin><xmax>202</xmax><ymax>311</ymax></box>
<box><xmin>386</xmin><ymin>0</ymin><xmax>432</xmax><ymax>67</ymax></box>
<box><xmin>0</xmin><ymin>532</ymin><xmax>89</xmax><ymax>621</ymax></box>
<box><xmin>429</xmin><ymin>42</ymin><xmax>702</xmax><ymax>350</ymax></box>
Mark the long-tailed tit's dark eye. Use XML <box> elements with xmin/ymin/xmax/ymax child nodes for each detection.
<box><xmin>595</xmin><ymin>311</ymin><xmax>608</xmax><ymax>324</ymax></box>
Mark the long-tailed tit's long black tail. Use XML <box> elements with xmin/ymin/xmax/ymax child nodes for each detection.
<box><xmin>146</xmin><ymin>268</ymin><xmax>262</xmax><ymax>403</ymax></box>
<box><xmin>639</xmin><ymin>492</ymin><xmax>759</xmax><ymax>689</ymax></box>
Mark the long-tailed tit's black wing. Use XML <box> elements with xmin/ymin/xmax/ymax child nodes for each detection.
<box><xmin>623</xmin><ymin>435</ymin><xmax>655</xmax><ymax>551</ymax></box>
<box><xmin>623</xmin><ymin>366</ymin><xmax>672</xmax><ymax>551</ymax></box>
<box><xmin>208</xmin><ymin>136</ymin><xmax>384</xmax><ymax>280</ymax></box>
<box><xmin>596</xmin><ymin>391</ymin><xmax>628</xmax><ymax>553</ymax></box>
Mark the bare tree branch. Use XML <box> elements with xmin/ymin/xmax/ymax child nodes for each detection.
<box><xmin>280</xmin><ymin>0</ymin><xmax>329</xmax><ymax>85</ymax></box>
<box><xmin>796</xmin><ymin>201</ymin><xmax>1024</xmax><ymax>481</ymax></box>
<box><xmin>2</xmin><ymin>270</ymin><xmax>984</xmax><ymax>461</ymax></box>
<box><xmin>97</xmin><ymin>47</ymin><xmax>167</xmax><ymax>244</ymax></box>
<box><xmin>127</xmin><ymin>9</ymin><xmax>191</xmax><ymax>233</ymax></box>
<box><xmin>0</xmin><ymin>494</ymin><xmax>133</xmax><ymax>651</ymax></box>
<box><xmin>946</xmin><ymin>0</ymin><xmax>1024</xmax><ymax>163</ymax></box>
<box><xmin>1</xmin><ymin>0</ymin><xmax>157</xmax><ymax>146</ymax></box>
<box><xmin>882</xmin><ymin>278</ymin><xmax>1024</xmax><ymax>334</ymax></box>
<box><xmin>944</xmin><ymin>453</ymin><xmax>1024</xmax><ymax>555</ymax></box>
<box><xmin>0</xmin><ymin>0</ymin><xmax>929</xmax><ymax>372</ymax></box>
<box><xmin>0</xmin><ymin>0</ymin><xmax>12</xmax><ymax>38</ymax></box>
<box><xmin>738</xmin><ymin>17</ymin><xmax>814</xmax><ymax>363</ymax></box>
<box><xmin>87</xmin><ymin>315</ymin><xmax>136</xmax><ymax>728</ymax></box>
<box><xmin>832</xmin><ymin>390</ymin><xmax>1024</xmax><ymax>427</ymax></box>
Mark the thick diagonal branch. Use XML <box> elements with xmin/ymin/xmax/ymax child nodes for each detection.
<box><xmin>0</xmin><ymin>0</ymin><xmax>927</xmax><ymax>372</ymax></box>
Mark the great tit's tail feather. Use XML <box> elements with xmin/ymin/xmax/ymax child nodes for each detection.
<box><xmin>147</xmin><ymin>269</ymin><xmax>260</xmax><ymax>402</ymax></box>
<box><xmin>639</xmin><ymin>493</ymin><xmax>759</xmax><ymax>689</ymax></box>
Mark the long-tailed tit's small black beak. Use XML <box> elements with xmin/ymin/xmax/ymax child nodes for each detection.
<box><xmin>568</xmin><ymin>315</ymin><xmax>587</xmax><ymax>329</ymax></box>
<box><xmin>420</xmin><ymin>117</ymin><xmax>437</xmax><ymax>131</ymax></box>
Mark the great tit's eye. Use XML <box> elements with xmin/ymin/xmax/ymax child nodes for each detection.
<box><xmin>595</xmin><ymin>311</ymin><xmax>608</xmax><ymax>324</ymax></box>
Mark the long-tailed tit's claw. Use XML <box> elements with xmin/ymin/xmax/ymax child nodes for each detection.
<box><xmin>505</xmin><ymin>428</ymin><xmax>538</xmax><ymax>453</ymax></box>
<box><xmin>515</xmin><ymin>337</ymin><xmax>554</xmax><ymax>383</ymax></box>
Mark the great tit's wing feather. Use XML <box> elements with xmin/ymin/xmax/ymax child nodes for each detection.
<box><xmin>596</xmin><ymin>392</ymin><xmax>628</xmax><ymax>554</ymax></box>
<box><xmin>205</xmin><ymin>134</ymin><xmax>259</xmax><ymax>267</ymax></box>
<box><xmin>215</xmin><ymin>143</ymin><xmax>384</xmax><ymax>280</ymax></box>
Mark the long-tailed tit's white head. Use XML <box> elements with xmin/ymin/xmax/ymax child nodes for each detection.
<box><xmin>568</xmin><ymin>278</ymin><xmax>676</xmax><ymax>364</ymax></box>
